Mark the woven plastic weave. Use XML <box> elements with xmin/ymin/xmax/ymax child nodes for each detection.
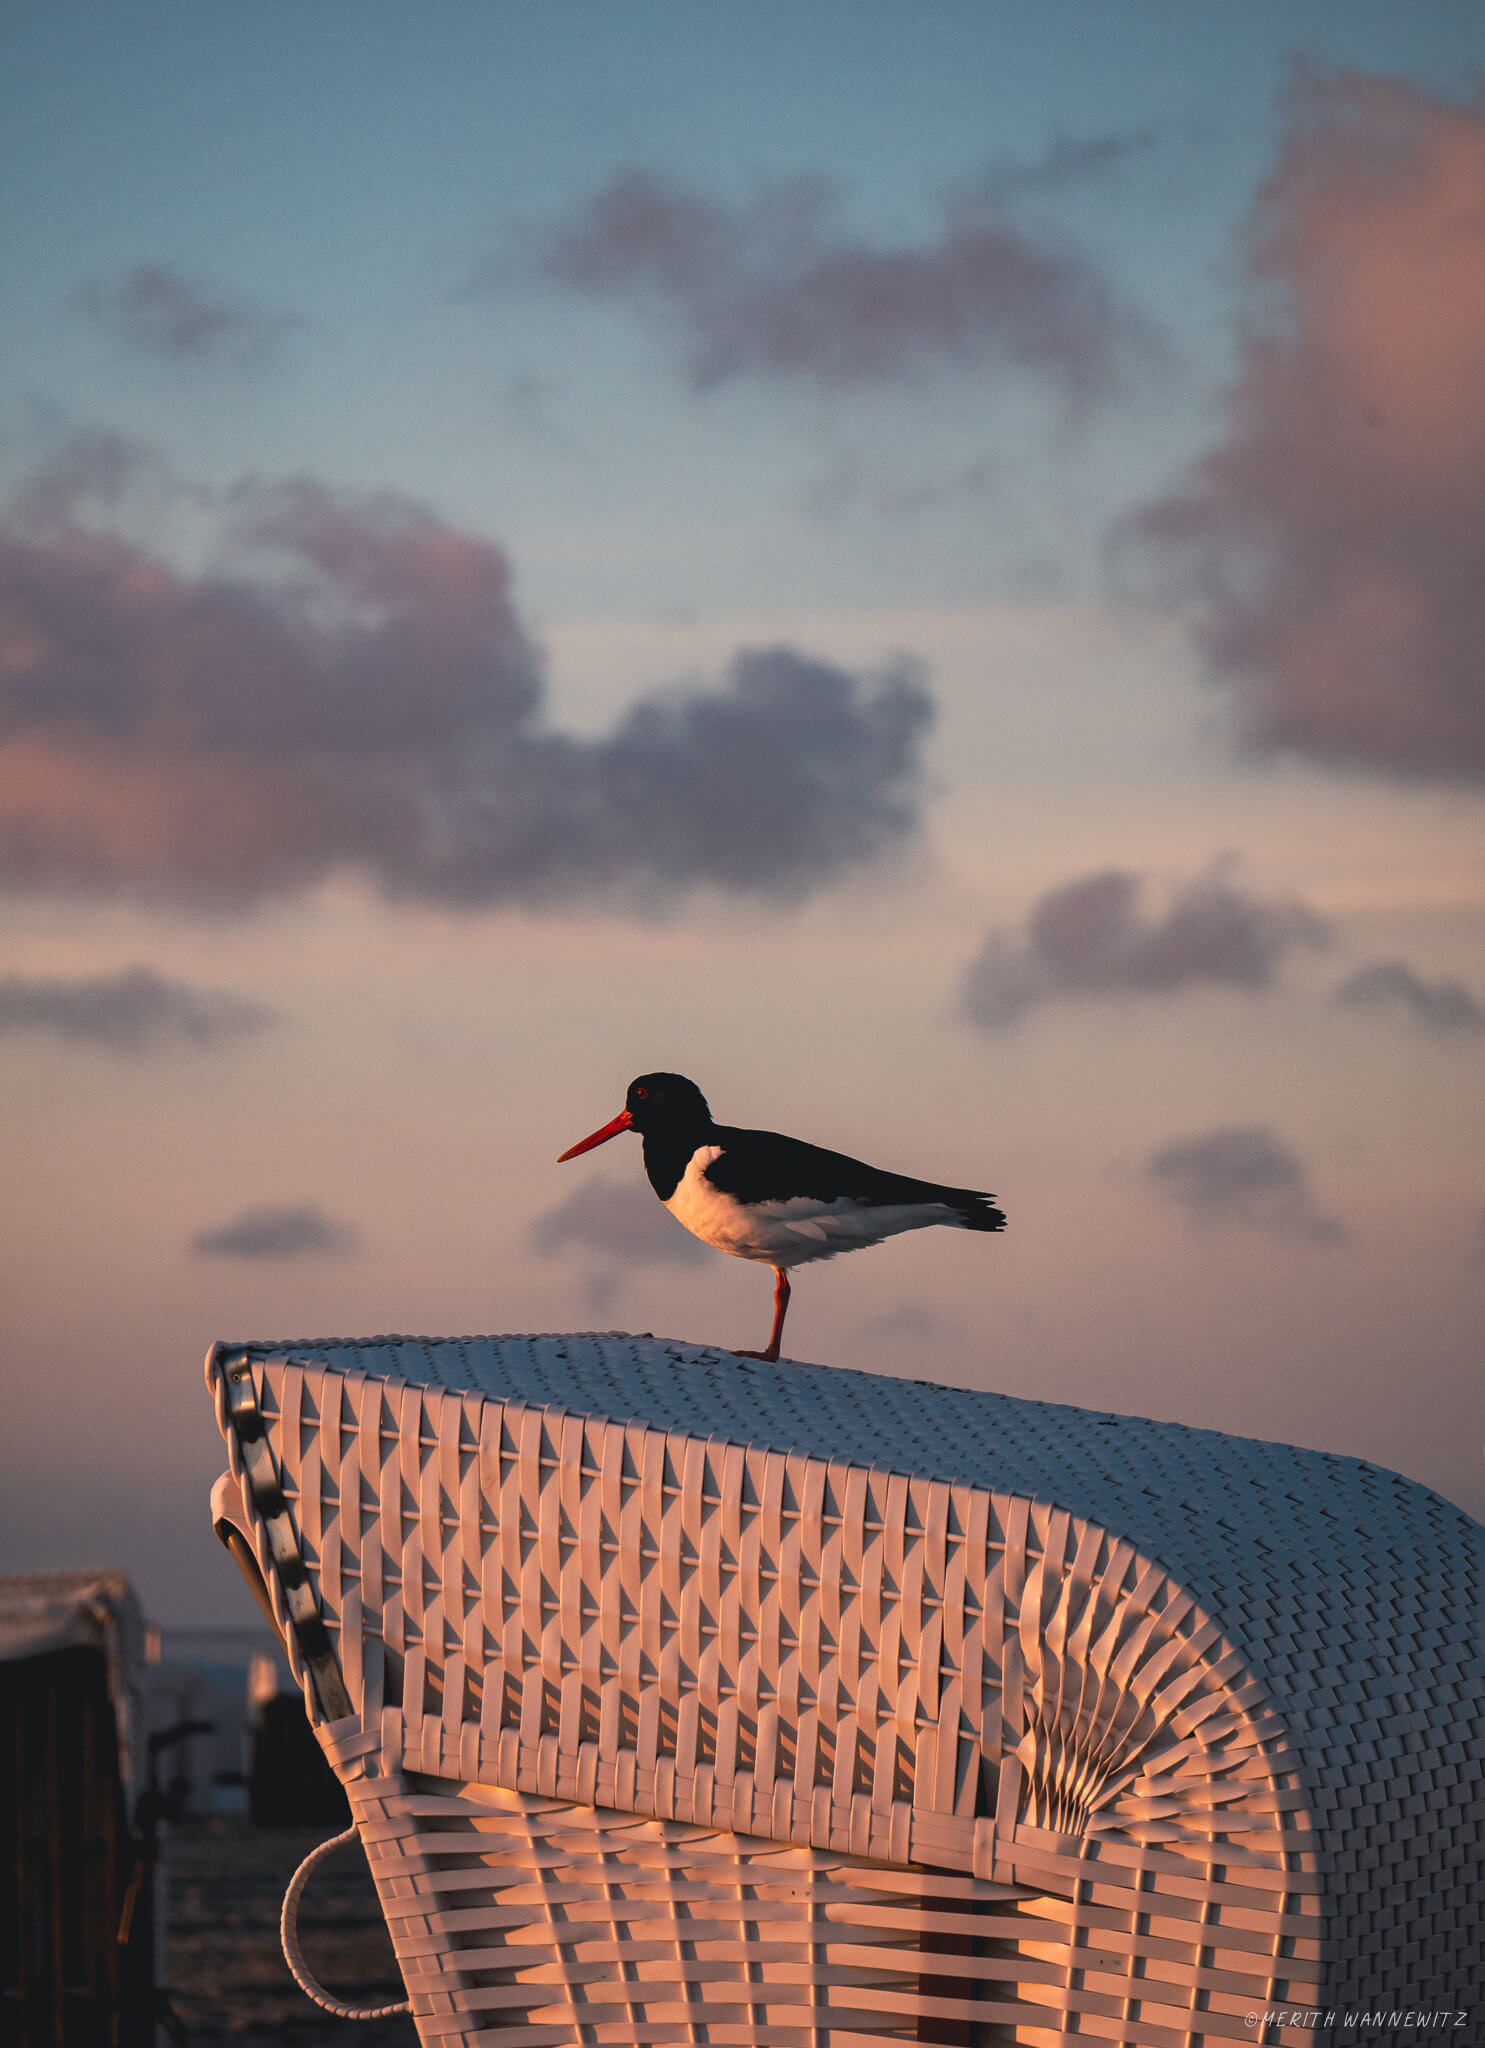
<box><xmin>207</xmin><ymin>1334</ymin><xmax>1483</xmax><ymax>2045</ymax></box>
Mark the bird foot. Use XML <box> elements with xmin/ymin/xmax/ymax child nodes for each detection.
<box><xmin>732</xmin><ymin>1345</ymin><xmax>780</xmax><ymax>1363</ymax></box>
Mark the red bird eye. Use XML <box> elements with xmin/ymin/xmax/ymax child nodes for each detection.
<box><xmin>634</xmin><ymin>1087</ymin><xmax>648</xmax><ymax>1099</ymax></box>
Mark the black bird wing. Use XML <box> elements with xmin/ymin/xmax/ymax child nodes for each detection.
<box><xmin>705</xmin><ymin>1126</ymin><xmax>1006</xmax><ymax>1229</ymax></box>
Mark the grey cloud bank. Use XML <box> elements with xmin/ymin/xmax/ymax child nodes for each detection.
<box><xmin>73</xmin><ymin>264</ymin><xmax>303</xmax><ymax>369</ymax></box>
<box><xmin>1145</xmin><ymin>1126</ymin><xmax>1348</xmax><ymax>1245</ymax></box>
<box><xmin>1334</xmin><ymin>959</ymin><xmax>1485</xmax><ymax>1036</ymax></box>
<box><xmin>190</xmin><ymin>1204</ymin><xmax>358</xmax><ymax>1261</ymax></box>
<box><xmin>962</xmin><ymin>865</ymin><xmax>1331</xmax><ymax>1030</ymax></box>
<box><xmin>0</xmin><ymin>964</ymin><xmax>277</xmax><ymax>1054</ymax></box>
<box><xmin>0</xmin><ymin>449</ymin><xmax>932</xmax><ymax>909</ymax></box>
<box><xmin>516</xmin><ymin>167</ymin><xmax>1156</xmax><ymax>403</ymax></box>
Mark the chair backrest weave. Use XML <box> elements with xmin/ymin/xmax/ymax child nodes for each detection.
<box><xmin>207</xmin><ymin>1333</ymin><xmax>1484</xmax><ymax>2038</ymax></box>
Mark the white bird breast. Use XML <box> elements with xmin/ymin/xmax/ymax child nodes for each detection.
<box><xmin>663</xmin><ymin>1145</ymin><xmax>962</xmax><ymax>1269</ymax></box>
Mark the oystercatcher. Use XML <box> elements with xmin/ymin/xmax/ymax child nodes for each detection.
<box><xmin>557</xmin><ymin>1073</ymin><xmax>1005</xmax><ymax>1362</ymax></box>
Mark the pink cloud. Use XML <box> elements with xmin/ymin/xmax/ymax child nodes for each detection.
<box><xmin>1130</xmin><ymin>71</ymin><xmax>1485</xmax><ymax>779</ymax></box>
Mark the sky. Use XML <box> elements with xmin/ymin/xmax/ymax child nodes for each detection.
<box><xmin>1</xmin><ymin>2</ymin><xmax>1482</xmax><ymax>1624</ymax></box>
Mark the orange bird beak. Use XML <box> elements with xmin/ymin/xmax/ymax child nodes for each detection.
<box><xmin>557</xmin><ymin>1107</ymin><xmax>634</xmax><ymax>1162</ymax></box>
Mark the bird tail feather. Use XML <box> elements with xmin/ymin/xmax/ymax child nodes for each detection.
<box><xmin>955</xmin><ymin>1193</ymin><xmax>1006</xmax><ymax>1232</ymax></box>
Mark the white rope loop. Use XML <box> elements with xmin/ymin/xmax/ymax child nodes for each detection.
<box><xmin>280</xmin><ymin>1825</ymin><xmax>411</xmax><ymax>2020</ymax></box>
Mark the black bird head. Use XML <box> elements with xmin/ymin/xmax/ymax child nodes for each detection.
<box><xmin>623</xmin><ymin>1073</ymin><xmax>712</xmax><ymax>1136</ymax></box>
<box><xmin>557</xmin><ymin>1072</ymin><xmax>714</xmax><ymax>1162</ymax></box>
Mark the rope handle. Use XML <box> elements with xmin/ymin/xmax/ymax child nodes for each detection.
<box><xmin>280</xmin><ymin>1825</ymin><xmax>411</xmax><ymax>2020</ymax></box>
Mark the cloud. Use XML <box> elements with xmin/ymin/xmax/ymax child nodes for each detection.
<box><xmin>0</xmin><ymin>964</ymin><xmax>277</xmax><ymax>1054</ymax></box>
<box><xmin>0</xmin><ymin>444</ymin><xmax>932</xmax><ymax>908</ymax></box>
<box><xmin>1126</xmin><ymin>71</ymin><xmax>1485</xmax><ymax>780</ymax></box>
<box><xmin>1145</xmin><ymin>1125</ymin><xmax>1348</xmax><ymax>1244</ymax></box>
<box><xmin>73</xmin><ymin>265</ymin><xmax>303</xmax><ymax>369</ymax></box>
<box><xmin>1334</xmin><ymin>959</ymin><xmax>1485</xmax><ymax>1037</ymax></box>
<box><xmin>190</xmin><ymin>1204</ymin><xmax>358</xmax><ymax>1261</ymax></box>
<box><xmin>530</xmin><ymin>1175</ymin><xmax>711</xmax><ymax>1267</ymax></box>
<box><xmin>511</xmin><ymin>167</ymin><xmax>1155</xmax><ymax>403</ymax></box>
<box><xmin>961</xmin><ymin>862</ymin><xmax>1332</xmax><ymax>1029</ymax></box>
<box><xmin>980</xmin><ymin>129</ymin><xmax>1158</xmax><ymax>200</ymax></box>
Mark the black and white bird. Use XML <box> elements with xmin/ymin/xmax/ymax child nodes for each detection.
<box><xmin>557</xmin><ymin>1072</ymin><xmax>1005</xmax><ymax>1362</ymax></box>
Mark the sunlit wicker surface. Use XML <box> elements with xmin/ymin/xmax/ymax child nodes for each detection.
<box><xmin>208</xmin><ymin>1334</ymin><xmax>1484</xmax><ymax>2045</ymax></box>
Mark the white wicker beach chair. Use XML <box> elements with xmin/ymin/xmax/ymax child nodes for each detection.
<box><xmin>206</xmin><ymin>1334</ymin><xmax>1484</xmax><ymax>2046</ymax></box>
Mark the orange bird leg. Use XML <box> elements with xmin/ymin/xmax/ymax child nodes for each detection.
<box><xmin>736</xmin><ymin>1267</ymin><xmax>791</xmax><ymax>1363</ymax></box>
